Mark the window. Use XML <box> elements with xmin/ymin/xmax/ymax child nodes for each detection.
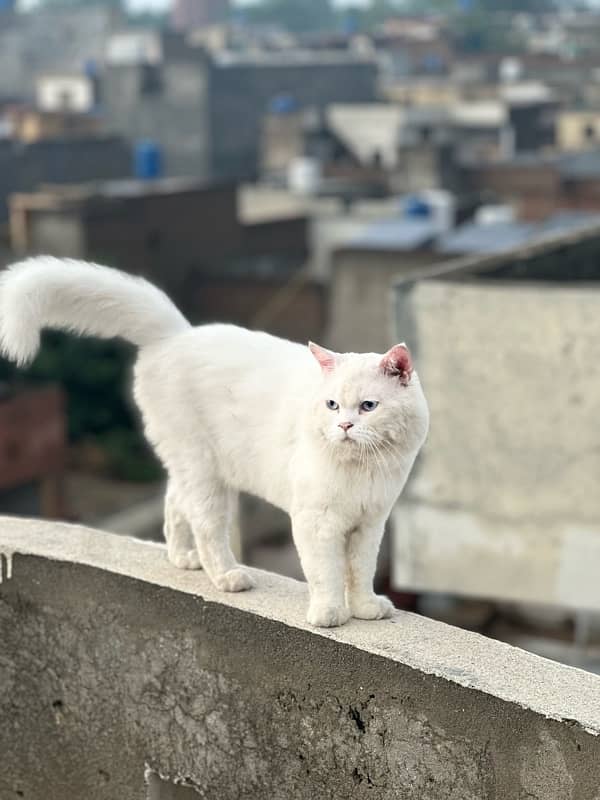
<box><xmin>140</xmin><ymin>65</ymin><xmax>163</xmax><ymax>96</ymax></box>
<box><xmin>583</xmin><ymin>122</ymin><xmax>596</xmax><ymax>142</ymax></box>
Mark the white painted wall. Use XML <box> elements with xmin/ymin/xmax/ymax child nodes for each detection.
<box><xmin>36</xmin><ymin>75</ymin><xmax>94</xmax><ymax>113</ymax></box>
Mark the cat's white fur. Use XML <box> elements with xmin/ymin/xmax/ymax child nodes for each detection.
<box><xmin>0</xmin><ymin>257</ymin><xmax>429</xmax><ymax>627</ymax></box>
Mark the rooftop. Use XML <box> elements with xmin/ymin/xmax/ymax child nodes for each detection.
<box><xmin>10</xmin><ymin>176</ymin><xmax>236</xmax><ymax>211</ymax></box>
<box><xmin>212</xmin><ymin>49</ymin><xmax>376</xmax><ymax>68</ymax></box>
<box><xmin>437</xmin><ymin>211</ymin><xmax>600</xmax><ymax>256</ymax></box>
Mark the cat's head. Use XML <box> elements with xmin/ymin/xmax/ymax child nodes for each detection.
<box><xmin>308</xmin><ymin>342</ymin><xmax>429</xmax><ymax>463</ymax></box>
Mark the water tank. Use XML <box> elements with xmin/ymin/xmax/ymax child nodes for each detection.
<box><xmin>269</xmin><ymin>94</ymin><xmax>298</xmax><ymax>115</ymax></box>
<box><xmin>287</xmin><ymin>157</ymin><xmax>321</xmax><ymax>196</ymax></box>
<box><xmin>404</xmin><ymin>195</ymin><xmax>432</xmax><ymax>219</ymax></box>
<box><xmin>475</xmin><ymin>205</ymin><xmax>516</xmax><ymax>225</ymax></box>
<box><xmin>134</xmin><ymin>140</ymin><xmax>163</xmax><ymax>181</ymax></box>
<box><xmin>420</xmin><ymin>189</ymin><xmax>456</xmax><ymax>232</ymax></box>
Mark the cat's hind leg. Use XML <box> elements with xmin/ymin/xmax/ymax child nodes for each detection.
<box><xmin>177</xmin><ymin>470</ymin><xmax>254</xmax><ymax>592</ymax></box>
<box><xmin>164</xmin><ymin>484</ymin><xmax>202</xmax><ymax>570</ymax></box>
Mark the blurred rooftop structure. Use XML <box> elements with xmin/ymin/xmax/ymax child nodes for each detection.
<box><xmin>0</xmin><ymin>5</ymin><xmax>120</xmax><ymax>100</ymax></box>
<box><xmin>8</xmin><ymin>176</ymin><xmax>322</xmax><ymax>343</ymax></box>
<box><xmin>390</xmin><ymin>227</ymin><xmax>600</xmax><ymax>668</ymax></box>
<box><xmin>437</xmin><ymin>210</ymin><xmax>600</xmax><ymax>255</ymax></box>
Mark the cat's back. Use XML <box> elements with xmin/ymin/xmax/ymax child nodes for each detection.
<box><xmin>136</xmin><ymin>323</ymin><xmax>317</xmax><ymax>506</ymax></box>
<box><xmin>185</xmin><ymin>323</ymin><xmax>309</xmax><ymax>376</ymax></box>
<box><xmin>137</xmin><ymin>322</ymin><xmax>315</xmax><ymax>403</ymax></box>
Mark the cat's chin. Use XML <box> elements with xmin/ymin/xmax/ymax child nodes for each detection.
<box><xmin>328</xmin><ymin>438</ymin><xmax>361</xmax><ymax>462</ymax></box>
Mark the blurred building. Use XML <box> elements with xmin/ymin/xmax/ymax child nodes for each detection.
<box><xmin>36</xmin><ymin>73</ymin><xmax>97</xmax><ymax>114</ymax></box>
<box><xmin>557</xmin><ymin>110</ymin><xmax>600</xmax><ymax>151</ymax></box>
<box><xmin>0</xmin><ymin>6</ymin><xmax>119</xmax><ymax>100</ymax></box>
<box><xmin>390</xmin><ymin>226</ymin><xmax>600</xmax><ymax>619</ymax></box>
<box><xmin>0</xmin><ymin>135</ymin><xmax>131</xmax><ymax>223</ymax></box>
<box><xmin>102</xmin><ymin>33</ymin><xmax>377</xmax><ymax>181</ymax></box>
<box><xmin>6</xmin><ymin>106</ymin><xmax>102</xmax><ymax>144</ymax></box>
<box><xmin>327</xmin><ymin>206</ymin><xmax>600</xmax><ymax>353</ymax></box>
<box><xmin>8</xmin><ymin>177</ymin><xmax>321</xmax><ymax>343</ymax></box>
<box><xmin>171</xmin><ymin>0</ymin><xmax>230</xmax><ymax>31</ymax></box>
<box><xmin>464</xmin><ymin>151</ymin><xmax>600</xmax><ymax>221</ymax></box>
<box><xmin>0</xmin><ymin>385</ymin><xmax>66</xmax><ymax>519</ymax></box>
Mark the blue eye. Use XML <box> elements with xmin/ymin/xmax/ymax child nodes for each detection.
<box><xmin>326</xmin><ymin>399</ymin><xmax>339</xmax><ymax>411</ymax></box>
<box><xmin>360</xmin><ymin>400</ymin><xmax>379</xmax><ymax>412</ymax></box>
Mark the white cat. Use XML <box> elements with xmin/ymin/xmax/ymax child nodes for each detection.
<box><xmin>0</xmin><ymin>257</ymin><xmax>429</xmax><ymax>627</ymax></box>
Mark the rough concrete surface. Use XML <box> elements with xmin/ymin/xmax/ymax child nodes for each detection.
<box><xmin>1</xmin><ymin>517</ymin><xmax>600</xmax><ymax>799</ymax></box>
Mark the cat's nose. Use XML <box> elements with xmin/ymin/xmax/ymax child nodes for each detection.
<box><xmin>338</xmin><ymin>422</ymin><xmax>354</xmax><ymax>432</ymax></box>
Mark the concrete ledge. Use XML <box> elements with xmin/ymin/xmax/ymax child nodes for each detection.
<box><xmin>2</xmin><ymin>517</ymin><xmax>600</xmax><ymax>799</ymax></box>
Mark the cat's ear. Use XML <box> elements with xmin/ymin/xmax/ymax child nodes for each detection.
<box><xmin>309</xmin><ymin>341</ymin><xmax>338</xmax><ymax>374</ymax></box>
<box><xmin>380</xmin><ymin>343</ymin><xmax>413</xmax><ymax>386</ymax></box>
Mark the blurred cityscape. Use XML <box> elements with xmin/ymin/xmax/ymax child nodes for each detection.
<box><xmin>2</xmin><ymin>0</ymin><xmax>600</xmax><ymax>669</ymax></box>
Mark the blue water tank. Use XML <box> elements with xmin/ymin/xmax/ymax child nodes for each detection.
<box><xmin>134</xmin><ymin>140</ymin><xmax>163</xmax><ymax>181</ymax></box>
<box><xmin>342</xmin><ymin>11</ymin><xmax>358</xmax><ymax>35</ymax></box>
<box><xmin>269</xmin><ymin>94</ymin><xmax>298</xmax><ymax>115</ymax></box>
<box><xmin>404</xmin><ymin>196</ymin><xmax>432</xmax><ymax>219</ymax></box>
<box><xmin>84</xmin><ymin>59</ymin><xmax>99</xmax><ymax>79</ymax></box>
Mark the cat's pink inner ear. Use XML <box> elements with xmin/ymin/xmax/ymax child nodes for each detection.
<box><xmin>380</xmin><ymin>343</ymin><xmax>413</xmax><ymax>385</ymax></box>
<box><xmin>309</xmin><ymin>341</ymin><xmax>338</xmax><ymax>373</ymax></box>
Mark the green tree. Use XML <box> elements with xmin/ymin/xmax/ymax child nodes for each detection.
<box><xmin>34</xmin><ymin>0</ymin><xmax>123</xmax><ymax>8</ymax></box>
<box><xmin>342</xmin><ymin>0</ymin><xmax>405</xmax><ymax>32</ymax></box>
<box><xmin>0</xmin><ymin>333</ymin><xmax>162</xmax><ymax>482</ymax></box>
<box><xmin>242</xmin><ymin>0</ymin><xmax>336</xmax><ymax>33</ymax></box>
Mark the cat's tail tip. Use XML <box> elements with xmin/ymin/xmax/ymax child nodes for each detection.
<box><xmin>0</xmin><ymin>263</ymin><xmax>41</xmax><ymax>367</ymax></box>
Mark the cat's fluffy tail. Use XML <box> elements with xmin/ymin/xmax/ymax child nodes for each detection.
<box><xmin>0</xmin><ymin>256</ymin><xmax>191</xmax><ymax>366</ymax></box>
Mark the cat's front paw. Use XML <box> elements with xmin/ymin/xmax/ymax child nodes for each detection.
<box><xmin>307</xmin><ymin>602</ymin><xmax>351</xmax><ymax>628</ymax></box>
<box><xmin>350</xmin><ymin>594</ymin><xmax>395</xmax><ymax>620</ymax></box>
<box><xmin>168</xmin><ymin>549</ymin><xmax>202</xmax><ymax>570</ymax></box>
<box><xmin>214</xmin><ymin>567</ymin><xmax>255</xmax><ymax>593</ymax></box>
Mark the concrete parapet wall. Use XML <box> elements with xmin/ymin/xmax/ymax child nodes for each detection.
<box><xmin>1</xmin><ymin>518</ymin><xmax>600</xmax><ymax>799</ymax></box>
<box><xmin>393</xmin><ymin>279</ymin><xmax>600</xmax><ymax>610</ymax></box>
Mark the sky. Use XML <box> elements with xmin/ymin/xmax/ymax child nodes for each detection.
<box><xmin>20</xmin><ymin>0</ymin><xmax>374</xmax><ymax>10</ymax></box>
<box><xmin>125</xmin><ymin>0</ymin><xmax>373</xmax><ymax>10</ymax></box>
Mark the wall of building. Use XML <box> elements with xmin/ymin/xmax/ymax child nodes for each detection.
<box><xmin>36</xmin><ymin>75</ymin><xmax>95</xmax><ymax>113</ymax></box>
<box><xmin>14</xmin><ymin>182</ymin><xmax>242</xmax><ymax>296</ymax></box>
<box><xmin>0</xmin><ymin>6</ymin><xmax>118</xmax><ymax>100</ymax></box>
<box><xmin>509</xmin><ymin>102</ymin><xmax>557</xmax><ymax>153</ymax></box>
<box><xmin>11</xmin><ymin>110</ymin><xmax>101</xmax><ymax>144</ymax></box>
<box><xmin>10</xmin><ymin>182</ymin><xmax>312</xmax><ymax>332</ymax></box>
<box><xmin>171</xmin><ymin>0</ymin><xmax>230</xmax><ymax>30</ymax></box>
<box><xmin>327</xmin><ymin>249</ymin><xmax>443</xmax><ymax>353</ymax></box>
<box><xmin>102</xmin><ymin>50</ymin><xmax>376</xmax><ymax>183</ymax></box>
<box><xmin>2</xmin><ymin>519</ymin><xmax>600</xmax><ymax>799</ymax></box>
<box><xmin>188</xmin><ymin>276</ymin><xmax>325</xmax><ymax>342</ymax></box>
<box><xmin>464</xmin><ymin>161</ymin><xmax>562</xmax><ymax>221</ymax></box>
<box><xmin>102</xmin><ymin>56</ymin><xmax>211</xmax><ymax>179</ymax></box>
<box><xmin>390</xmin><ymin>231</ymin><xmax>600</xmax><ymax>607</ymax></box>
<box><xmin>208</xmin><ymin>59</ymin><xmax>378</xmax><ymax>180</ymax></box>
<box><xmin>0</xmin><ymin>136</ymin><xmax>132</xmax><ymax>222</ymax></box>
<box><xmin>558</xmin><ymin>111</ymin><xmax>600</xmax><ymax>151</ymax></box>
<box><xmin>465</xmin><ymin>158</ymin><xmax>600</xmax><ymax>220</ymax></box>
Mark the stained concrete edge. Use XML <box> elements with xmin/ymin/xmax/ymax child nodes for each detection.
<box><xmin>1</xmin><ymin>515</ymin><xmax>599</xmax><ymax>737</ymax></box>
